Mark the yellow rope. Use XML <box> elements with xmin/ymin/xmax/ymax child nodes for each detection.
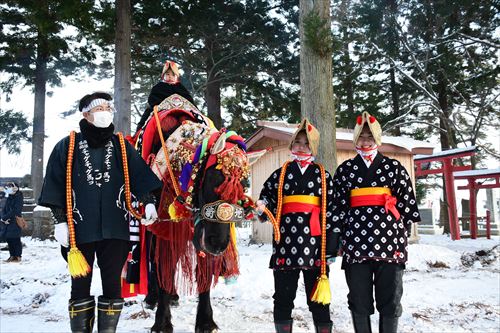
<box><xmin>117</xmin><ymin>133</ymin><xmax>143</xmax><ymax>220</ymax></box>
<box><xmin>311</xmin><ymin>163</ymin><xmax>331</xmax><ymax>305</ymax></box>
<box><xmin>152</xmin><ymin>105</ymin><xmax>180</xmax><ymax>196</ymax></box>
<box><xmin>66</xmin><ymin>131</ymin><xmax>91</xmax><ymax>278</ymax></box>
<box><xmin>65</xmin><ymin>132</ymin><xmax>144</xmax><ymax>278</ymax></box>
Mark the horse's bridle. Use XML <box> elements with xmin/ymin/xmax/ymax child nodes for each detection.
<box><xmin>200</xmin><ymin>200</ymin><xmax>245</xmax><ymax>224</ymax></box>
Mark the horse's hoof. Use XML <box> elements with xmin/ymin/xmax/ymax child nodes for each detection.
<box><xmin>195</xmin><ymin>328</ymin><xmax>218</xmax><ymax>333</ymax></box>
<box><xmin>150</xmin><ymin>325</ymin><xmax>173</xmax><ymax>333</ymax></box>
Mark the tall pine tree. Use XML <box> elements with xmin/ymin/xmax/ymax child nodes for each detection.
<box><xmin>0</xmin><ymin>0</ymin><xmax>97</xmax><ymax>198</ymax></box>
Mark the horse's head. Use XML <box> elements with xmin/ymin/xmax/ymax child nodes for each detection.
<box><xmin>190</xmin><ymin>131</ymin><xmax>249</xmax><ymax>256</ymax></box>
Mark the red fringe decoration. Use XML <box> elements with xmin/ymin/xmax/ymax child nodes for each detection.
<box><xmin>196</xmin><ymin>236</ymin><xmax>240</xmax><ymax>294</ymax></box>
<box><xmin>215</xmin><ymin>175</ymin><xmax>244</xmax><ymax>204</ymax></box>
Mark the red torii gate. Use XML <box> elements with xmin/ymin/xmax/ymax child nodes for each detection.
<box><xmin>455</xmin><ymin>168</ymin><xmax>500</xmax><ymax>239</ymax></box>
<box><xmin>414</xmin><ymin>146</ymin><xmax>476</xmax><ymax>240</ymax></box>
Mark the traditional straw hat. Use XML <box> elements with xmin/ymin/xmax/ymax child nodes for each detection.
<box><xmin>353</xmin><ymin>111</ymin><xmax>382</xmax><ymax>146</ymax></box>
<box><xmin>161</xmin><ymin>60</ymin><xmax>180</xmax><ymax>78</ymax></box>
<box><xmin>289</xmin><ymin>118</ymin><xmax>320</xmax><ymax>156</ymax></box>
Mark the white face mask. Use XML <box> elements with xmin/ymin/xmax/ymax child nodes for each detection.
<box><xmin>5</xmin><ymin>188</ymin><xmax>13</xmax><ymax>195</ymax></box>
<box><xmin>92</xmin><ymin>112</ymin><xmax>114</xmax><ymax>128</ymax></box>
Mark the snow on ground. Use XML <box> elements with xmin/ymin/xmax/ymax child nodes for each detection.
<box><xmin>0</xmin><ymin>230</ymin><xmax>499</xmax><ymax>333</ymax></box>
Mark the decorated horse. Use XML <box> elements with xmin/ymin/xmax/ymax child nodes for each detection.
<box><xmin>131</xmin><ymin>94</ymin><xmax>251</xmax><ymax>333</ymax></box>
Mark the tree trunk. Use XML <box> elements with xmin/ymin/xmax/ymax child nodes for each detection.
<box><xmin>205</xmin><ymin>72</ymin><xmax>222</xmax><ymax>129</ymax></box>
<box><xmin>339</xmin><ymin>0</ymin><xmax>354</xmax><ymax>117</ymax></box>
<box><xmin>31</xmin><ymin>36</ymin><xmax>48</xmax><ymax>201</ymax></box>
<box><xmin>389</xmin><ymin>67</ymin><xmax>401</xmax><ymax>135</ymax></box>
<box><xmin>113</xmin><ymin>0</ymin><xmax>132</xmax><ymax>135</ymax></box>
<box><xmin>387</xmin><ymin>0</ymin><xmax>401</xmax><ymax>136</ymax></box>
<box><xmin>299</xmin><ymin>0</ymin><xmax>336</xmax><ymax>172</ymax></box>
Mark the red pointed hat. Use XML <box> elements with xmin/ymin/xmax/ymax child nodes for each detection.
<box><xmin>353</xmin><ymin>112</ymin><xmax>382</xmax><ymax>146</ymax></box>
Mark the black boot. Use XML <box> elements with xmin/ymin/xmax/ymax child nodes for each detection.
<box><xmin>274</xmin><ymin>319</ymin><xmax>293</xmax><ymax>333</ymax></box>
<box><xmin>68</xmin><ymin>297</ymin><xmax>95</xmax><ymax>333</ymax></box>
<box><xmin>314</xmin><ymin>322</ymin><xmax>332</xmax><ymax>333</ymax></box>
<box><xmin>97</xmin><ymin>296</ymin><xmax>124</xmax><ymax>333</ymax></box>
<box><xmin>379</xmin><ymin>316</ymin><xmax>398</xmax><ymax>333</ymax></box>
<box><xmin>351</xmin><ymin>312</ymin><xmax>372</xmax><ymax>333</ymax></box>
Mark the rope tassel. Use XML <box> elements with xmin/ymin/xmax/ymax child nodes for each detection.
<box><xmin>66</xmin><ymin>131</ymin><xmax>91</xmax><ymax>278</ymax></box>
<box><xmin>311</xmin><ymin>274</ymin><xmax>331</xmax><ymax>305</ymax></box>
<box><xmin>67</xmin><ymin>247</ymin><xmax>91</xmax><ymax>278</ymax></box>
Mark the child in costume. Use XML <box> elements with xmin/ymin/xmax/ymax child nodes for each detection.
<box><xmin>332</xmin><ymin>112</ymin><xmax>420</xmax><ymax>333</ymax></box>
<box><xmin>38</xmin><ymin>92</ymin><xmax>162</xmax><ymax>333</ymax></box>
<box><xmin>135</xmin><ymin>60</ymin><xmax>197</xmax><ymax>133</ymax></box>
<box><xmin>256</xmin><ymin>119</ymin><xmax>341</xmax><ymax>333</ymax></box>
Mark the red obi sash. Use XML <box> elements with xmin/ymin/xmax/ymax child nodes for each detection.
<box><xmin>350</xmin><ymin>187</ymin><xmax>401</xmax><ymax>220</ymax></box>
<box><xmin>282</xmin><ymin>195</ymin><xmax>321</xmax><ymax>236</ymax></box>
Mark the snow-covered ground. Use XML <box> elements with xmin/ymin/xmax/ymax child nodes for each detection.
<box><xmin>0</xmin><ymin>229</ymin><xmax>499</xmax><ymax>333</ymax></box>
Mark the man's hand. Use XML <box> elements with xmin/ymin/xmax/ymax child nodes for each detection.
<box><xmin>54</xmin><ymin>223</ymin><xmax>69</xmax><ymax>248</ymax></box>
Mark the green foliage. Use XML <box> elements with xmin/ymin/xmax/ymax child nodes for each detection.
<box><xmin>0</xmin><ymin>0</ymin><xmax>98</xmax><ymax>96</ymax></box>
<box><xmin>415</xmin><ymin>179</ymin><xmax>427</xmax><ymax>205</ymax></box>
<box><xmin>303</xmin><ymin>11</ymin><xmax>333</xmax><ymax>57</ymax></box>
<box><xmin>332</xmin><ymin>0</ymin><xmax>499</xmax><ymax>165</ymax></box>
<box><xmin>127</xmin><ymin>0</ymin><xmax>300</xmax><ymax>135</ymax></box>
<box><xmin>0</xmin><ymin>108</ymin><xmax>30</xmax><ymax>154</ymax></box>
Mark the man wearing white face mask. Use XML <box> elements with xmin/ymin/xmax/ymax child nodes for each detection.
<box><xmin>38</xmin><ymin>92</ymin><xmax>162</xmax><ymax>333</ymax></box>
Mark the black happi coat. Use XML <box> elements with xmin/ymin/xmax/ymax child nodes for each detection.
<box><xmin>39</xmin><ymin>132</ymin><xmax>162</xmax><ymax>245</ymax></box>
<box><xmin>260</xmin><ymin>162</ymin><xmax>340</xmax><ymax>270</ymax></box>
<box><xmin>332</xmin><ymin>153</ymin><xmax>420</xmax><ymax>265</ymax></box>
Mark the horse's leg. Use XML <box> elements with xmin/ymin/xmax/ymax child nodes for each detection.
<box><xmin>195</xmin><ymin>290</ymin><xmax>218</xmax><ymax>333</ymax></box>
<box><xmin>150</xmin><ymin>288</ymin><xmax>173</xmax><ymax>333</ymax></box>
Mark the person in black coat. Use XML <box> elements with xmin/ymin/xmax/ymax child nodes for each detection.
<box><xmin>38</xmin><ymin>92</ymin><xmax>163</xmax><ymax>333</ymax></box>
<box><xmin>135</xmin><ymin>60</ymin><xmax>197</xmax><ymax>133</ymax></box>
<box><xmin>0</xmin><ymin>182</ymin><xmax>24</xmax><ymax>262</ymax></box>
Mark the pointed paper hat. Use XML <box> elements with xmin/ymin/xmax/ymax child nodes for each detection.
<box><xmin>161</xmin><ymin>60</ymin><xmax>180</xmax><ymax>78</ymax></box>
<box><xmin>353</xmin><ymin>111</ymin><xmax>382</xmax><ymax>146</ymax></box>
<box><xmin>289</xmin><ymin>118</ymin><xmax>320</xmax><ymax>156</ymax></box>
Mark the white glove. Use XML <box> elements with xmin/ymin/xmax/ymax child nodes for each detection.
<box><xmin>54</xmin><ymin>223</ymin><xmax>69</xmax><ymax>248</ymax></box>
<box><xmin>141</xmin><ymin>204</ymin><xmax>158</xmax><ymax>226</ymax></box>
<box><xmin>256</xmin><ymin>200</ymin><xmax>266</xmax><ymax>216</ymax></box>
<box><xmin>145</xmin><ymin>204</ymin><xmax>158</xmax><ymax>220</ymax></box>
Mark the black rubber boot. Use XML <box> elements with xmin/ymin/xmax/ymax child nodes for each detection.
<box><xmin>97</xmin><ymin>296</ymin><xmax>124</xmax><ymax>333</ymax></box>
<box><xmin>274</xmin><ymin>319</ymin><xmax>293</xmax><ymax>333</ymax></box>
<box><xmin>351</xmin><ymin>312</ymin><xmax>372</xmax><ymax>333</ymax></box>
<box><xmin>379</xmin><ymin>316</ymin><xmax>399</xmax><ymax>333</ymax></box>
<box><xmin>68</xmin><ymin>297</ymin><xmax>95</xmax><ymax>333</ymax></box>
<box><xmin>314</xmin><ymin>322</ymin><xmax>333</xmax><ymax>333</ymax></box>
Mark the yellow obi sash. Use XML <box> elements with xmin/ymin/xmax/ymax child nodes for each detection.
<box><xmin>350</xmin><ymin>187</ymin><xmax>400</xmax><ymax>220</ymax></box>
<box><xmin>282</xmin><ymin>195</ymin><xmax>321</xmax><ymax>236</ymax></box>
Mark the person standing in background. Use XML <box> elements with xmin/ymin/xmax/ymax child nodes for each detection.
<box><xmin>0</xmin><ymin>182</ymin><xmax>24</xmax><ymax>263</ymax></box>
